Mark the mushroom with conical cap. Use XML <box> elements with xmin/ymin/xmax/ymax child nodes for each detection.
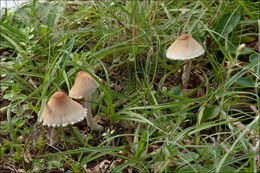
<box><xmin>166</xmin><ymin>34</ymin><xmax>204</xmax><ymax>60</ymax></box>
<box><xmin>166</xmin><ymin>34</ymin><xmax>205</xmax><ymax>88</ymax></box>
<box><xmin>39</xmin><ymin>91</ymin><xmax>87</xmax><ymax>127</ymax></box>
<box><xmin>69</xmin><ymin>71</ymin><xmax>103</xmax><ymax>131</ymax></box>
<box><xmin>39</xmin><ymin>91</ymin><xmax>87</xmax><ymax>145</ymax></box>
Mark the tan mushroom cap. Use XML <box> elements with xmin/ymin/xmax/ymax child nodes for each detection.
<box><xmin>69</xmin><ymin>71</ymin><xmax>99</xmax><ymax>99</ymax></box>
<box><xmin>39</xmin><ymin>91</ymin><xmax>87</xmax><ymax>127</ymax></box>
<box><xmin>166</xmin><ymin>34</ymin><xmax>205</xmax><ymax>60</ymax></box>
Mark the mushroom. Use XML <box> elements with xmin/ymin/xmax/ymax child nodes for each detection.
<box><xmin>166</xmin><ymin>34</ymin><xmax>205</xmax><ymax>88</ymax></box>
<box><xmin>39</xmin><ymin>91</ymin><xmax>87</xmax><ymax>145</ymax></box>
<box><xmin>166</xmin><ymin>34</ymin><xmax>204</xmax><ymax>60</ymax></box>
<box><xmin>69</xmin><ymin>71</ymin><xmax>103</xmax><ymax>131</ymax></box>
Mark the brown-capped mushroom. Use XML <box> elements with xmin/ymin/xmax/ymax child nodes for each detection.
<box><xmin>166</xmin><ymin>34</ymin><xmax>205</xmax><ymax>88</ymax></box>
<box><xmin>39</xmin><ymin>91</ymin><xmax>87</xmax><ymax>145</ymax></box>
<box><xmin>166</xmin><ymin>34</ymin><xmax>205</xmax><ymax>60</ymax></box>
<box><xmin>69</xmin><ymin>71</ymin><xmax>103</xmax><ymax>131</ymax></box>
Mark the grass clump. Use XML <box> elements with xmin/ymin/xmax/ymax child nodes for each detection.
<box><xmin>0</xmin><ymin>1</ymin><xmax>259</xmax><ymax>172</ymax></box>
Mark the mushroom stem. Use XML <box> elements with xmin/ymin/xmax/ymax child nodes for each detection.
<box><xmin>50</xmin><ymin>127</ymin><xmax>60</xmax><ymax>146</ymax></box>
<box><xmin>182</xmin><ymin>60</ymin><xmax>192</xmax><ymax>89</ymax></box>
<box><xmin>83</xmin><ymin>98</ymin><xmax>103</xmax><ymax>131</ymax></box>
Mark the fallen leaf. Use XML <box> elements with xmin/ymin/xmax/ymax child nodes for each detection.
<box><xmin>83</xmin><ymin>159</ymin><xmax>114</xmax><ymax>173</ymax></box>
<box><xmin>94</xmin><ymin>115</ymin><xmax>106</xmax><ymax>126</ymax></box>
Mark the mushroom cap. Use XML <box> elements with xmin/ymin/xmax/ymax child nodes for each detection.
<box><xmin>69</xmin><ymin>71</ymin><xmax>99</xmax><ymax>99</ymax></box>
<box><xmin>166</xmin><ymin>34</ymin><xmax>205</xmax><ymax>60</ymax></box>
<box><xmin>39</xmin><ymin>91</ymin><xmax>87</xmax><ymax>127</ymax></box>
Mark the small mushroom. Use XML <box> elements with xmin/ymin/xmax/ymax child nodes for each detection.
<box><xmin>39</xmin><ymin>91</ymin><xmax>87</xmax><ymax>145</ymax></box>
<box><xmin>166</xmin><ymin>34</ymin><xmax>205</xmax><ymax>88</ymax></box>
<box><xmin>166</xmin><ymin>34</ymin><xmax>205</xmax><ymax>60</ymax></box>
<box><xmin>69</xmin><ymin>71</ymin><xmax>103</xmax><ymax>131</ymax></box>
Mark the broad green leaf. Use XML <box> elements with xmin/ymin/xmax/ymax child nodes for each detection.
<box><xmin>38</xmin><ymin>24</ymin><xmax>48</xmax><ymax>36</ymax></box>
<box><xmin>170</xmin><ymin>86</ymin><xmax>183</xmax><ymax>96</ymax></box>
<box><xmin>249</xmin><ymin>54</ymin><xmax>260</xmax><ymax>74</ymax></box>
<box><xmin>236</xmin><ymin>77</ymin><xmax>255</xmax><ymax>87</ymax></box>
<box><xmin>215</xmin><ymin>11</ymin><xmax>240</xmax><ymax>36</ymax></box>
<box><xmin>249</xmin><ymin>54</ymin><xmax>259</xmax><ymax>63</ymax></box>
<box><xmin>202</xmin><ymin>105</ymin><xmax>220</xmax><ymax>122</ymax></box>
<box><xmin>233</xmin><ymin>35</ymin><xmax>256</xmax><ymax>43</ymax></box>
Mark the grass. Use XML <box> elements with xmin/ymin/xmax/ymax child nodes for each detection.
<box><xmin>0</xmin><ymin>0</ymin><xmax>259</xmax><ymax>172</ymax></box>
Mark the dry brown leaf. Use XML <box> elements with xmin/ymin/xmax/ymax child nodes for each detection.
<box><xmin>94</xmin><ymin>115</ymin><xmax>106</xmax><ymax>126</ymax></box>
<box><xmin>127</xmin><ymin>167</ymin><xmax>133</xmax><ymax>173</ymax></box>
<box><xmin>183</xmin><ymin>89</ymin><xmax>197</xmax><ymax>98</ymax></box>
<box><xmin>147</xmin><ymin>145</ymin><xmax>159</xmax><ymax>154</ymax></box>
<box><xmin>197</xmin><ymin>88</ymin><xmax>206</xmax><ymax>97</ymax></box>
<box><xmin>83</xmin><ymin>159</ymin><xmax>113</xmax><ymax>173</ymax></box>
<box><xmin>194</xmin><ymin>69</ymin><xmax>205</xmax><ymax>83</ymax></box>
